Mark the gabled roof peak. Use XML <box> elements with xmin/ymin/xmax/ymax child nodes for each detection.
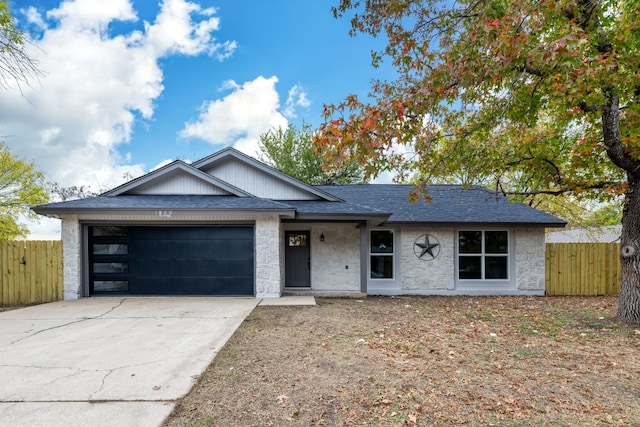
<box><xmin>102</xmin><ymin>159</ymin><xmax>253</xmax><ymax>197</ymax></box>
<box><xmin>192</xmin><ymin>147</ymin><xmax>341</xmax><ymax>202</ymax></box>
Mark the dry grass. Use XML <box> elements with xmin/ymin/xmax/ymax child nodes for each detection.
<box><xmin>164</xmin><ymin>296</ymin><xmax>640</xmax><ymax>426</ymax></box>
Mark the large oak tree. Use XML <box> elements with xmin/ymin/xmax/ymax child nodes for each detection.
<box><xmin>316</xmin><ymin>0</ymin><xmax>640</xmax><ymax>322</ymax></box>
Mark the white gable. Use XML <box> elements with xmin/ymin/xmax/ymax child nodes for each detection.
<box><xmin>126</xmin><ymin>169</ymin><xmax>234</xmax><ymax>195</ymax></box>
<box><xmin>103</xmin><ymin>161</ymin><xmax>252</xmax><ymax>197</ymax></box>
<box><xmin>201</xmin><ymin>157</ymin><xmax>321</xmax><ymax>200</ymax></box>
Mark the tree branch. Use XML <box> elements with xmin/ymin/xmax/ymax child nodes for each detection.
<box><xmin>499</xmin><ymin>181</ymin><xmax>622</xmax><ymax>197</ymax></box>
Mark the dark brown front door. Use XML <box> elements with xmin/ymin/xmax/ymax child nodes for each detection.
<box><xmin>285</xmin><ymin>231</ymin><xmax>310</xmax><ymax>287</ymax></box>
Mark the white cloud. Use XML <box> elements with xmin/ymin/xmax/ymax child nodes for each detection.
<box><xmin>23</xmin><ymin>6</ymin><xmax>46</xmax><ymax>29</ymax></box>
<box><xmin>180</xmin><ymin>75</ymin><xmax>289</xmax><ymax>157</ymax></box>
<box><xmin>1</xmin><ymin>0</ymin><xmax>235</xmax><ymax>193</ymax></box>
<box><xmin>144</xmin><ymin>0</ymin><xmax>236</xmax><ymax>59</ymax></box>
<box><xmin>151</xmin><ymin>158</ymin><xmax>175</xmax><ymax>171</ymax></box>
<box><xmin>283</xmin><ymin>84</ymin><xmax>310</xmax><ymax>119</ymax></box>
<box><xmin>1</xmin><ymin>0</ymin><xmax>236</xmax><ymax>239</ymax></box>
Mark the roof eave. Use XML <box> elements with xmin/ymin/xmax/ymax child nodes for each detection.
<box><xmin>382</xmin><ymin>220</ymin><xmax>567</xmax><ymax>228</ymax></box>
<box><xmin>292</xmin><ymin>212</ymin><xmax>390</xmax><ymax>225</ymax></box>
<box><xmin>32</xmin><ymin>207</ymin><xmax>297</xmax><ymax>219</ymax></box>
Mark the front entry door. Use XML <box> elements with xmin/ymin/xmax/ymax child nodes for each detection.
<box><xmin>285</xmin><ymin>231</ymin><xmax>311</xmax><ymax>287</ymax></box>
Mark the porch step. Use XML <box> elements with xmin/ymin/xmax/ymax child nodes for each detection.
<box><xmin>282</xmin><ymin>289</ymin><xmax>367</xmax><ymax>298</ymax></box>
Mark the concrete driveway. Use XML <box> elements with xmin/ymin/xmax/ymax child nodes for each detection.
<box><xmin>0</xmin><ymin>297</ymin><xmax>261</xmax><ymax>427</ymax></box>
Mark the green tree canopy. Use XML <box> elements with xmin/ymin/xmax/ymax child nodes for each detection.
<box><xmin>0</xmin><ymin>142</ymin><xmax>48</xmax><ymax>239</ymax></box>
<box><xmin>259</xmin><ymin>122</ymin><xmax>364</xmax><ymax>185</ymax></box>
<box><xmin>317</xmin><ymin>0</ymin><xmax>640</xmax><ymax>321</ymax></box>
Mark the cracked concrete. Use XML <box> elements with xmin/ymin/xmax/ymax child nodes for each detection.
<box><xmin>0</xmin><ymin>297</ymin><xmax>261</xmax><ymax>427</ymax></box>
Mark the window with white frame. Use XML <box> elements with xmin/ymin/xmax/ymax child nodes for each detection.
<box><xmin>370</xmin><ymin>230</ymin><xmax>394</xmax><ymax>279</ymax></box>
<box><xmin>458</xmin><ymin>230</ymin><xmax>509</xmax><ymax>280</ymax></box>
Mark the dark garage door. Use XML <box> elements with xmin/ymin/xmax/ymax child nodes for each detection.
<box><xmin>89</xmin><ymin>225</ymin><xmax>254</xmax><ymax>296</ymax></box>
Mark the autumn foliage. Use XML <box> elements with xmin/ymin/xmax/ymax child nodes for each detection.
<box><xmin>315</xmin><ymin>0</ymin><xmax>640</xmax><ymax>322</ymax></box>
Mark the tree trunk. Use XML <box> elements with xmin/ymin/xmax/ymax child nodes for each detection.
<box><xmin>600</xmin><ymin>91</ymin><xmax>640</xmax><ymax>323</ymax></box>
<box><xmin>617</xmin><ymin>174</ymin><xmax>640</xmax><ymax>323</ymax></box>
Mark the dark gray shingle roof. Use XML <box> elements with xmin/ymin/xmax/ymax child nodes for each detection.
<box><xmin>33</xmin><ymin>185</ymin><xmax>566</xmax><ymax>227</ymax></box>
<box><xmin>34</xmin><ymin>195</ymin><xmax>294</xmax><ymax>212</ymax></box>
<box><xmin>315</xmin><ymin>184</ymin><xmax>566</xmax><ymax>226</ymax></box>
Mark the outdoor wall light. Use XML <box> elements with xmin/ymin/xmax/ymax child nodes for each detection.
<box><xmin>320</xmin><ymin>233</ymin><xmax>325</xmax><ymax>242</ymax></box>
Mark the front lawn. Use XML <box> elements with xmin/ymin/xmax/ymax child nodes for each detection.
<box><xmin>164</xmin><ymin>296</ymin><xmax>640</xmax><ymax>426</ymax></box>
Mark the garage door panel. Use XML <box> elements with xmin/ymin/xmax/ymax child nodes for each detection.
<box><xmin>133</xmin><ymin>259</ymin><xmax>252</xmax><ymax>277</ymax></box>
<box><xmin>131</xmin><ymin>277</ymin><xmax>253</xmax><ymax>295</ymax></box>
<box><xmin>89</xmin><ymin>225</ymin><xmax>255</xmax><ymax>296</ymax></box>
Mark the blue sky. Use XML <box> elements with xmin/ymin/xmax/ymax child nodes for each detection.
<box><xmin>3</xmin><ymin>0</ymin><xmax>396</xmax><ymax>237</ymax></box>
<box><xmin>6</xmin><ymin>0</ymin><xmax>392</xmax><ymax>187</ymax></box>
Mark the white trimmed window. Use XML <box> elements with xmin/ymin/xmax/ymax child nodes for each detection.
<box><xmin>370</xmin><ymin>230</ymin><xmax>394</xmax><ymax>279</ymax></box>
<box><xmin>457</xmin><ymin>230</ymin><xmax>509</xmax><ymax>280</ymax></box>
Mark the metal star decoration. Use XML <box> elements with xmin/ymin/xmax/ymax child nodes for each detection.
<box><xmin>414</xmin><ymin>234</ymin><xmax>440</xmax><ymax>260</ymax></box>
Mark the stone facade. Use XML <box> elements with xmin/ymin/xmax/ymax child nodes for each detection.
<box><xmin>310</xmin><ymin>224</ymin><xmax>360</xmax><ymax>292</ymax></box>
<box><xmin>61</xmin><ymin>216</ymin><xmax>81</xmax><ymax>299</ymax></box>
<box><xmin>400</xmin><ymin>227</ymin><xmax>455</xmax><ymax>291</ymax></box>
<box><xmin>57</xmin><ymin>213</ymin><xmax>547</xmax><ymax>299</ymax></box>
<box><xmin>514</xmin><ymin>228</ymin><xmax>546</xmax><ymax>292</ymax></box>
<box><xmin>255</xmin><ymin>215</ymin><xmax>282</xmax><ymax>297</ymax></box>
<box><xmin>371</xmin><ymin>226</ymin><xmax>546</xmax><ymax>296</ymax></box>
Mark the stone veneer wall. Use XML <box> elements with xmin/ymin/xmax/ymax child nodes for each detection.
<box><xmin>400</xmin><ymin>228</ymin><xmax>455</xmax><ymax>291</ymax></box>
<box><xmin>255</xmin><ymin>215</ymin><xmax>282</xmax><ymax>297</ymax></box>
<box><xmin>514</xmin><ymin>228</ymin><xmax>546</xmax><ymax>292</ymax></box>
<box><xmin>310</xmin><ymin>225</ymin><xmax>360</xmax><ymax>291</ymax></box>
<box><xmin>61</xmin><ymin>216</ymin><xmax>81</xmax><ymax>299</ymax></box>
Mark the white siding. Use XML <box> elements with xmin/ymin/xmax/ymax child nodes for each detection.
<box><xmin>128</xmin><ymin>171</ymin><xmax>231</xmax><ymax>195</ymax></box>
<box><xmin>202</xmin><ymin>158</ymin><xmax>318</xmax><ymax>200</ymax></box>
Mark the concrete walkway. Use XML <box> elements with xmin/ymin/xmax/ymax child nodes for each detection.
<box><xmin>0</xmin><ymin>296</ymin><xmax>314</xmax><ymax>427</ymax></box>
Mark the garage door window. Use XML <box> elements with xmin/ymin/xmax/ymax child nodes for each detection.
<box><xmin>93</xmin><ymin>244</ymin><xmax>128</xmax><ymax>255</ymax></box>
<box><xmin>93</xmin><ymin>226</ymin><xmax>128</xmax><ymax>236</ymax></box>
<box><xmin>89</xmin><ymin>226</ymin><xmax>130</xmax><ymax>293</ymax></box>
<box><xmin>94</xmin><ymin>281</ymin><xmax>128</xmax><ymax>292</ymax></box>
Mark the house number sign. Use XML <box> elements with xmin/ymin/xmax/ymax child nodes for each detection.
<box><xmin>413</xmin><ymin>234</ymin><xmax>440</xmax><ymax>260</ymax></box>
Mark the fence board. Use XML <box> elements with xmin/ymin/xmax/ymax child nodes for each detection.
<box><xmin>0</xmin><ymin>241</ymin><xmax>63</xmax><ymax>306</ymax></box>
<box><xmin>545</xmin><ymin>243</ymin><xmax>620</xmax><ymax>296</ymax></box>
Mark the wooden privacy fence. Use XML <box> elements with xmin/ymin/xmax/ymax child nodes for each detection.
<box><xmin>0</xmin><ymin>241</ymin><xmax>63</xmax><ymax>305</ymax></box>
<box><xmin>546</xmin><ymin>243</ymin><xmax>620</xmax><ymax>296</ymax></box>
